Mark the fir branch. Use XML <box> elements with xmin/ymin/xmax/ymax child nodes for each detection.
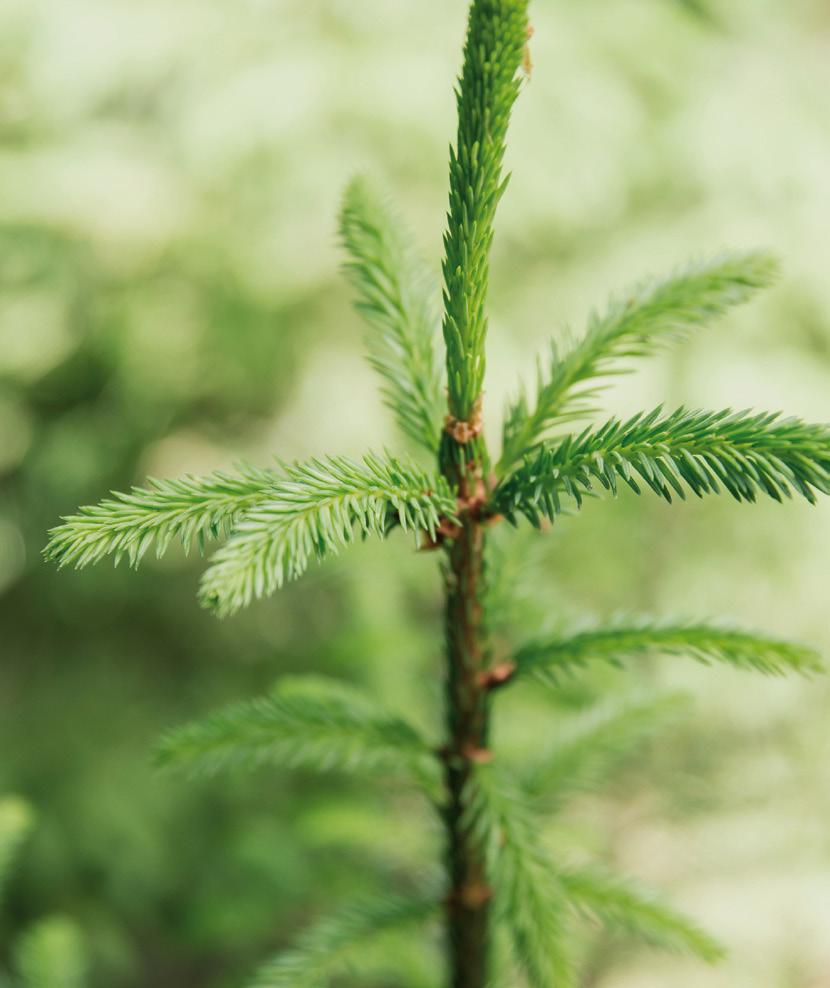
<box><xmin>442</xmin><ymin>0</ymin><xmax>529</xmax><ymax>420</ymax></box>
<box><xmin>514</xmin><ymin>620</ymin><xmax>823</xmax><ymax>681</ymax></box>
<box><xmin>468</xmin><ymin>767</ymin><xmax>577</xmax><ymax>988</ymax></box>
<box><xmin>41</xmin><ymin>5</ymin><xmax>830</xmax><ymax>987</ymax></box>
<box><xmin>155</xmin><ymin>676</ymin><xmax>440</xmax><ymax>791</ymax></box>
<box><xmin>44</xmin><ymin>466</ymin><xmax>281</xmax><ymax>570</ymax></box>
<box><xmin>249</xmin><ymin>890</ymin><xmax>438</xmax><ymax>988</ymax></box>
<box><xmin>523</xmin><ymin>693</ymin><xmax>689</xmax><ymax>809</ymax></box>
<box><xmin>499</xmin><ymin>252</ymin><xmax>778</xmax><ymax>471</ymax></box>
<box><xmin>14</xmin><ymin>918</ymin><xmax>89</xmax><ymax>988</ymax></box>
<box><xmin>495</xmin><ymin>406</ymin><xmax>830</xmax><ymax>525</ymax></box>
<box><xmin>469</xmin><ymin>769</ymin><xmax>723</xmax><ymax>975</ymax></box>
<box><xmin>559</xmin><ymin>866</ymin><xmax>725</xmax><ymax>962</ymax></box>
<box><xmin>0</xmin><ymin>796</ymin><xmax>33</xmax><ymax>904</ymax></box>
<box><xmin>198</xmin><ymin>452</ymin><xmax>456</xmax><ymax>616</ymax></box>
<box><xmin>340</xmin><ymin>176</ymin><xmax>444</xmax><ymax>452</ymax></box>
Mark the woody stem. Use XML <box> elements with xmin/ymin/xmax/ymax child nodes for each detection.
<box><xmin>441</xmin><ymin>434</ymin><xmax>492</xmax><ymax>988</ymax></box>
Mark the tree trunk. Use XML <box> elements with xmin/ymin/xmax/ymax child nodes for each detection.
<box><xmin>442</xmin><ymin>445</ymin><xmax>491</xmax><ymax>988</ymax></box>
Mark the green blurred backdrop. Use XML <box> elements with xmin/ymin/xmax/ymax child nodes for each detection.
<box><xmin>1</xmin><ymin>0</ymin><xmax>829</xmax><ymax>985</ymax></box>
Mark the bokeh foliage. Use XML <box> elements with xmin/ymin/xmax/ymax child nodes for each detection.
<box><xmin>2</xmin><ymin>1</ymin><xmax>830</xmax><ymax>986</ymax></box>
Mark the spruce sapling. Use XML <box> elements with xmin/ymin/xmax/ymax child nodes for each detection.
<box><xmin>46</xmin><ymin>2</ymin><xmax>829</xmax><ymax>985</ymax></box>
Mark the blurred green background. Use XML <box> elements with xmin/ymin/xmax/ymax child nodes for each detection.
<box><xmin>2</xmin><ymin>0</ymin><xmax>830</xmax><ymax>985</ymax></box>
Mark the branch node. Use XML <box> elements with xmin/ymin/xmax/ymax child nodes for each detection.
<box><xmin>420</xmin><ymin>518</ymin><xmax>464</xmax><ymax>551</ymax></box>
<box><xmin>445</xmin><ymin>882</ymin><xmax>493</xmax><ymax>910</ymax></box>
<box><xmin>479</xmin><ymin>661</ymin><xmax>517</xmax><ymax>691</ymax></box>
<box><xmin>444</xmin><ymin>397</ymin><xmax>483</xmax><ymax>445</ymax></box>
<box><xmin>462</xmin><ymin>743</ymin><xmax>493</xmax><ymax>765</ymax></box>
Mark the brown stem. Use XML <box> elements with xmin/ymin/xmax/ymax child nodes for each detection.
<box><xmin>441</xmin><ymin>438</ymin><xmax>492</xmax><ymax>988</ymax></box>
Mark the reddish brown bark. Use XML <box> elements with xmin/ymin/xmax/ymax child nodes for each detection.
<box><xmin>441</xmin><ymin>442</ymin><xmax>492</xmax><ymax>988</ymax></box>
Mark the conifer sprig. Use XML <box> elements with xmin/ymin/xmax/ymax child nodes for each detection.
<box><xmin>559</xmin><ymin>867</ymin><xmax>725</xmax><ymax>962</ymax></box>
<box><xmin>523</xmin><ymin>693</ymin><xmax>689</xmax><ymax>808</ymax></box>
<box><xmin>468</xmin><ymin>767</ymin><xmax>576</xmax><ymax>988</ymax></box>
<box><xmin>496</xmin><ymin>406</ymin><xmax>830</xmax><ymax>525</ymax></box>
<box><xmin>514</xmin><ymin>620</ymin><xmax>823</xmax><ymax>681</ymax></box>
<box><xmin>44</xmin><ymin>467</ymin><xmax>282</xmax><ymax>570</ymax></box>
<box><xmin>42</xmin><ymin>2</ymin><xmax>830</xmax><ymax>986</ymax></box>
<box><xmin>442</xmin><ymin>0</ymin><xmax>529</xmax><ymax>419</ymax></box>
<box><xmin>198</xmin><ymin>453</ymin><xmax>456</xmax><ymax>616</ymax></box>
<box><xmin>340</xmin><ymin>177</ymin><xmax>444</xmax><ymax>452</ymax></box>
<box><xmin>249</xmin><ymin>890</ymin><xmax>438</xmax><ymax>988</ymax></box>
<box><xmin>499</xmin><ymin>252</ymin><xmax>778</xmax><ymax>470</ymax></box>
<box><xmin>470</xmin><ymin>767</ymin><xmax>724</xmax><ymax>976</ymax></box>
<box><xmin>156</xmin><ymin>676</ymin><xmax>440</xmax><ymax>791</ymax></box>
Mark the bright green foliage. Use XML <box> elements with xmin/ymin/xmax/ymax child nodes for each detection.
<box><xmin>514</xmin><ymin>620</ymin><xmax>823</xmax><ymax>681</ymax></box>
<box><xmin>249</xmin><ymin>891</ymin><xmax>438</xmax><ymax>988</ymax></box>
<box><xmin>0</xmin><ymin>796</ymin><xmax>33</xmax><ymax>903</ymax></box>
<box><xmin>156</xmin><ymin>676</ymin><xmax>440</xmax><ymax>791</ymax></box>
<box><xmin>43</xmin><ymin>1</ymin><xmax>830</xmax><ymax>986</ymax></box>
<box><xmin>44</xmin><ymin>467</ymin><xmax>282</xmax><ymax>569</ymax></box>
<box><xmin>14</xmin><ymin>917</ymin><xmax>89</xmax><ymax>988</ymax></box>
<box><xmin>470</xmin><ymin>766</ymin><xmax>724</xmax><ymax>982</ymax></box>
<box><xmin>496</xmin><ymin>406</ymin><xmax>830</xmax><ymax>526</ymax></box>
<box><xmin>558</xmin><ymin>867</ymin><xmax>725</xmax><ymax>962</ymax></box>
<box><xmin>45</xmin><ymin>451</ymin><xmax>455</xmax><ymax>620</ymax></box>
<box><xmin>198</xmin><ymin>453</ymin><xmax>456</xmax><ymax>616</ymax></box>
<box><xmin>522</xmin><ymin>692</ymin><xmax>690</xmax><ymax>808</ymax></box>
<box><xmin>340</xmin><ymin>177</ymin><xmax>444</xmax><ymax>452</ymax></box>
<box><xmin>499</xmin><ymin>252</ymin><xmax>778</xmax><ymax>471</ymax></box>
<box><xmin>442</xmin><ymin>0</ymin><xmax>529</xmax><ymax>419</ymax></box>
<box><xmin>469</xmin><ymin>767</ymin><xmax>576</xmax><ymax>988</ymax></box>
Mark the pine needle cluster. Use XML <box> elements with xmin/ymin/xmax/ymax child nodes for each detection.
<box><xmin>47</xmin><ymin>454</ymin><xmax>456</xmax><ymax>618</ymax></box>
<box><xmin>496</xmin><ymin>407</ymin><xmax>830</xmax><ymax>525</ymax></box>
<box><xmin>156</xmin><ymin>676</ymin><xmax>440</xmax><ymax>792</ymax></box>
<box><xmin>340</xmin><ymin>177</ymin><xmax>444</xmax><ymax>452</ymax></box>
<box><xmin>45</xmin><ymin>1</ymin><xmax>829</xmax><ymax>986</ymax></box>
<box><xmin>248</xmin><ymin>891</ymin><xmax>439</xmax><ymax>988</ymax></box>
<box><xmin>442</xmin><ymin>0</ymin><xmax>529</xmax><ymax>421</ymax></box>
<box><xmin>499</xmin><ymin>252</ymin><xmax>779</xmax><ymax>469</ymax></box>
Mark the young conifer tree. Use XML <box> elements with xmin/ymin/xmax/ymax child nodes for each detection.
<box><xmin>46</xmin><ymin>1</ymin><xmax>830</xmax><ymax>985</ymax></box>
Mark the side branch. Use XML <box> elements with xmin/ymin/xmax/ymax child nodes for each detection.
<box><xmin>513</xmin><ymin>620</ymin><xmax>823</xmax><ymax>681</ymax></box>
<box><xmin>44</xmin><ymin>467</ymin><xmax>283</xmax><ymax>569</ymax></box>
<box><xmin>340</xmin><ymin>176</ymin><xmax>444</xmax><ymax>452</ymax></box>
<box><xmin>495</xmin><ymin>406</ymin><xmax>830</xmax><ymax>525</ymax></box>
<box><xmin>499</xmin><ymin>251</ymin><xmax>778</xmax><ymax>471</ymax></box>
